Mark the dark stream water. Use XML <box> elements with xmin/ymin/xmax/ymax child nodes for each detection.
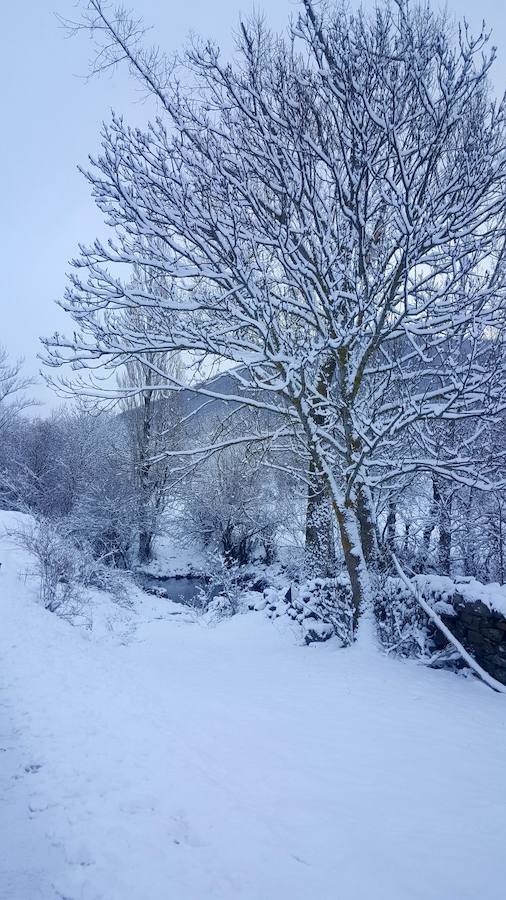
<box><xmin>139</xmin><ymin>574</ymin><xmax>217</xmax><ymax>604</ymax></box>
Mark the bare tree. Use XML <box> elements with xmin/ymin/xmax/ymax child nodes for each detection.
<box><xmin>117</xmin><ymin>324</ymin><xmax>184</xmax><ymax>563</ymax></box>
<box><xmin>0</xmin><ymin>345</ymin><xmax>33</xmax><ymax>433</ymax></box>
<box><xmin>44</xmin><ymin>0</ymin><xmax>506</xmax><ymax>635</ymax></box>
<box><xmin>180</xmin><ymin>442</ymin><xmax>284</xmax><ymax>567</ymax></box>
<box><xmin>0</xmin><ymin>347</ymin><xmax>35</xmax><ymax>506</ymax></box>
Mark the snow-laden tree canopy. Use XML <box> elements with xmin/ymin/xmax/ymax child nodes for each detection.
<box><xmin>44</xmin><ymin>0</ymin><xmax>506</xmax><ymax>624</ymax></box>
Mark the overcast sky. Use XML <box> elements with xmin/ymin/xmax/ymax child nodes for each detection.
<box><xmin>2</xmin><ymin>0</ymin><xmax>505</xmax><ymax>409</ymax></box>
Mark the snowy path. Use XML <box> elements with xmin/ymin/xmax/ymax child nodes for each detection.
<box><xmin>2</xmin><ymin>523</ymin><xmax>506</xmax><ymax>899</ymax></box>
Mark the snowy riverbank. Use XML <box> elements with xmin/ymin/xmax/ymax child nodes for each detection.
<box><xmin>2</xmin><ymin>512</ymin><xmax>506</xmax><ymax>900</ymax></box>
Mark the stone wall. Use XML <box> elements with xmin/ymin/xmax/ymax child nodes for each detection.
<box><xmin>281</xmin><ymin>579</ymin><xmax>353</xmax><ymax>647</ymax></box>
<box><xmin>256</xmin><ymin>574</ymin><xmax>506</xmax><ymax>684</ymax></box>
<box><xmin>436</xmin><ymin>595</ymin><xmax>506</xmax><ymax>685</ymax></box>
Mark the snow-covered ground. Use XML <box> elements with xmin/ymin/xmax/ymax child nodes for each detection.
<box><xmin>2</xmin><ymin>511</ymin><xmax>506</xmax><ymax>900</ymax></box>
<box><xmin>138</xmin><ymin>529</ymin><xmax>208</xmax><ymax>577</ymax></box>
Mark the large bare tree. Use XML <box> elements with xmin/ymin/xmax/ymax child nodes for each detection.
<box><xmin>44</xmin><ymin>0</ymin><xmax>506</xmax><ymax>635</ymax></box>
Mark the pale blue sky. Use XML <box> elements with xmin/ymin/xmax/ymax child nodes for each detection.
<box><xmin>1</xmin><ymin>0</ymin><xmax>505</xmax><ymax>407</ymax></box>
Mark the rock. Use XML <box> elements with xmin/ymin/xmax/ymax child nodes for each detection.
<box><xmin>145</xmin><ymin>587</ymin><xmax>169</xmax><ymax>599</ymax></box>
<box><xmin>481</xmin><ymin>627</ymin><xmax>504</xmax><ymax>642</ymax></box>
<box><xmin>490</xmin><ymin>654</ymin><xmax>506</xmax><ymax>670</ymax></box>
<box><xmin>302</xmin><ymin>609</ymin><xmax>319</xmax><ymax>621</ymax></box>
<box><xmin>303</xmin><ymin>621</ymin><xmax>334</xmax><ymax>645</ymax></box>
<box><xmin>254</xmin><ymin>598</ymin><xmax>268</xmax><ymax>611</ymax></box>
<box><xmin>251</xmin><ymin>578</ymin><xmax>268</xmax><ymax>592</ymax></box>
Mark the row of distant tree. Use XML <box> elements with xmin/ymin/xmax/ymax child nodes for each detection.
<box><xmin>0</xmin><ymin>344</ymin><xmax>293</xmax><ymax>570</ymax></box>
<box><xmin>2</xmin><ymin>342</ymin><xmax>506</xmax><ymax>587</ymax></box>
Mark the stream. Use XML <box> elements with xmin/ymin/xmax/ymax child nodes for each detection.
<box><xmin>139</xmin><ymin>574</ymin><xmax>217</xmax><ymax>604</ymax></box>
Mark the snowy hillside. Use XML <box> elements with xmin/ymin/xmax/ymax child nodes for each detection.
<box><xmin>1</xmin><ymin>511</ymin><xmax>506</xmax><ymax>900</ymax></box>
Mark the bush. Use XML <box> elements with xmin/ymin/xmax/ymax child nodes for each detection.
<box><xmin>179</xmin><ymin>447</ymin><xmax>282</xmax><ymax>567</ymax></box>
<box><xmin>187</xmin><ymin>556</ymin><xmax>248</xmax><ymax>622</ymax></box>
<box><xmin>12</xmin><ymin>517</ymin><xmax>133</xmax><ymax>620</ymax></box>
<box><xmin>374</xmin><ymin>578</ymin><xmax>435</xmax><ymax>659</ymax></box>
<box><xmin>14</xmin><ymin>518</ymin><xmax>85</xmax><ymax>618</ymax></box>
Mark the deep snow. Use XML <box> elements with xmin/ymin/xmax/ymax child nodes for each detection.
<box><xmin>1</xmin><ymin>511</ymin><xmax>506</xmax><ymax>900</ymax></box>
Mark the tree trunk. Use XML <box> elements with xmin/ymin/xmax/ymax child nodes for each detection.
<box><xmin>304</xmin><ymin>457</ymin><xmax>336</xmax><ymax>578</ymax></box>
<box><xmin>385</xmin><ymin>499</ymin><xmax>397</xmax><ymax>552</ymax></box>
<box><xmin>498</xmin><ymin>498</ymin><xmax>504</xmax><ymax>585</ymax></box>
<box><xmin>463</xmin><ymin>489</ymin><xmax>475</xmax><ymax>577</ymax></box>
<box><xmin>403</xmin><ymin>520</ymin><xmax>411</xmax><ymax>556</ymax></box>
<box><xmin>138</xmin><ymin>529</ymin><xmax>153</xmax><ymax>564</ymax></box>
<box><xmin>136</xmin><ymin>389</ymin><xmax>154</xmax><ymax>565</ymax></box>
<box><xmin>356</xmin><ymin>484</ymin><xmax>378</xmax><ymax>565</ymax></box>
<box><xmin>423</xmin><ymin>474</ymin><xmax>441</xmax><ymax>558</ymax></box>
<box><xmin>439</xmin><ymin>484</ymin><xmax>452</xmax><ymax>575</ymax></box>
<box><xmin>334</xmin><ymin>501</ymin><xmax>370</xmax><ymax>636</ymax></box>
<box><xmin>423</xmin><ymin>475</ymin><xmax>452</xmax><ymax>573</ymax></box>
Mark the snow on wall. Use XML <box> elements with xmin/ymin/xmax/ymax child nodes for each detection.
<box><xmin>385</xmin><ymin>575</ymin><xmax>506</xmax><ymax>684</ymax></box>
<box><xmin>412</xmin><ymin>574</ymin><xmax>506</xmax><ymax>619</ymax></box>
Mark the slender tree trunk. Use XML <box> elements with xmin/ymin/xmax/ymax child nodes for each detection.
<box><xmin>304</xmin><ymin>459</ymin><xmax>336</xmax><ymax>578</ymax></box>
<box><xmin>423</xmin><ymin>474</ymin><xmax>442</xmax><ymax>562</ymax></box>
<box><xmin>386</xmin><ymin>499</ymin><xmax>397</xmax><ymax>552</ymax></box>
<box><xmin>424</xmin><ymin>475</ymin><xmax>452</xmax><ymax>573</ymax></box>
<box><xmin>137</xmin><ymin>389</ymin><xmax>154</xmax><ymax>564</ymax></box>
<box><xmin>498</xmin><ymin>499</ymin><xmax>504</xmax><ymax>585</ymax></box>
<box><xmin>356</xmin><ymin>484</ymin><xmax>379</xmax><ymax>565</ymax></box>
<box><xmin>438</xmin><ymin>483</ymin><xmax>452</xmax><ymax>575</ymax></box>
<box><xmin>463</xmin><ymin>489</ymin><xmax>475</xmax><ymax>577</ymax></box>
<box><xmin>304</xmin><ymin>448</ymin><xmax>371</xmax><ymax>641</ymax></box>
<box><xmin>304</xmin><ymin>353</ymin><xmax>371</xmax><ymax>634</ymax></box>
<box><xmin>138</xmin><ymin>529</ymin><xmax>153</xmax><ymax>564</ymax></box>
<box><xmin>403</xmin><ymin>520</ymin><xmax>411</xmax><ymax>556</ymax></box>
<box><xmin>334</xmin><ymin>501</ymin><xmax>370</xmax><ymax>636</ymax></box>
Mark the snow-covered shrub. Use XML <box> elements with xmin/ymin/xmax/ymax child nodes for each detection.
<box><xmin>187</xmin><ymin>557</ymin><xmax>249</xmax><ymax>622</ymax></box>
<box><xmin>4</xmin><ymin>409</ymin><xmax>139</xmax><ymax>569</ymax></box>
<box><xmin>12</xmin><ymin>517</ymin><xmax>133</xmax><ymax>619</ymax></box>
<box><xmin>179</xmin><ymin>447</ymin><xmax>283</xmax><ymax>567</ymax></box>
<box><xmin>285</xmin><ymin>577</ymin><xmax>354</xmax><ymax>646</ymax></box>
<box><xmin>202</xmin><ymin>593</ymin><xmax>237</xmax><ymax>624</ymax></box>
<box><xmin>375</xmin><ymin>579</ymin><xmax>436</xmax><ymax>659</ymax></box>
<box><xmin>13</xmin><ymin>518</ymin><xmax>86</xmax><ymax>618</ymax></box>
<box><xmin>74</xmin><ymin>541</ymin><xmax>132</xmax><ymax>605</ymax></box>
<box><xmin>184</xmin><ymin>586</ymin><xmax>236</xmax><ymax>623</ymax></box>
<box><xmin>68</xmin><ymin>447</ymin><xmax>138</xmax><ymax>570</ymax></box>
